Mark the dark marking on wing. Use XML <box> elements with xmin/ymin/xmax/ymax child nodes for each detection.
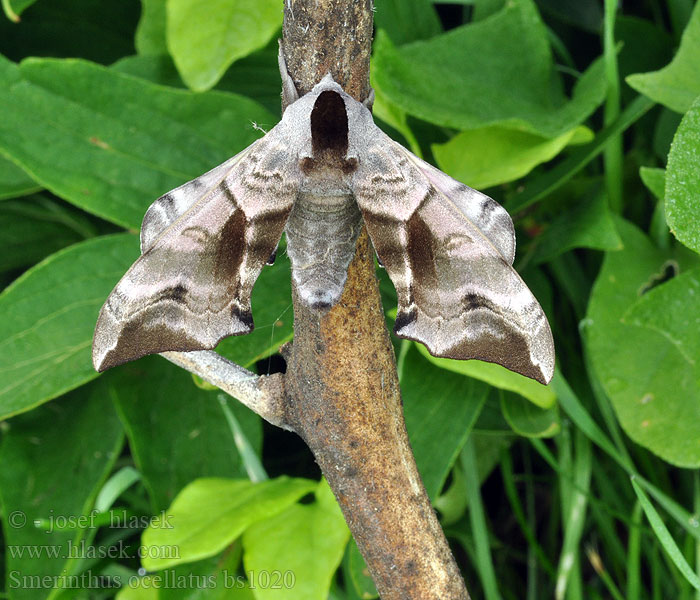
<box><xmin>406</xmin><ymin>211</ymin><xmax>438</xmax><ymax>292</ymax></box>
<box><xmin>463</xmin><ymin>293</ymin><xmax>492</xmax><ymax>312</ymax></box>
<box><xmin>214</xmin><ymin>210</ymin><xmax>248</xmax><ymax>284</ymax></box>
<box><xmin>394</xmin><ymin>306</ymin><xmax>417</xmax><ymax>332</ymax></box>
<box><xmin>231</xmin><ymin>305</ymin><xmax>254</xmax><ymax>330</ymax></box>
<box><xmin>160</xmin><ymin>284</ymin><xmax>187</xmax><ymax>304</ymax></box>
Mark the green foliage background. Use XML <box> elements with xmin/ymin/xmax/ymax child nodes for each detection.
<box><xmin>1</xmin><ymin>0</ymin><xmax>699</xmax><ymax>598</ymax></box>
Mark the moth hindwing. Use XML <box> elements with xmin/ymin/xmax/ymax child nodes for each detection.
<box><xmin>93</xmin><ymin>71</ymin><xmax>555</xmax><ymax>384</ymax></box>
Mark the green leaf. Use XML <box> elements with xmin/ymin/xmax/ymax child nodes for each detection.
<box><xmin>141</xmin><ymin>477</ymin><xmax>316</xmax><ymax>570</ymax></box>
<box><xmin>500</xmin><ymin>390</ymin><xmax>560</xmax><ymax>437</ymax></box>
<box><xmin>115</xmin><ymin>40</ymin><xmax>283</xmax><ymax>116</ymax></box>
<box><xmin>666</xmin><ymin>95</ymin><xmax>700</xmax><ymax>254</ymax></box>
<box><xmin>416</xmin><ymin>343</ymin><xmax>556</xmax><ymax>409</ymax></box>
<box><xmin>0</xmin><ymin>0</ymin><xmax>139</xmax><ymax>65</ymax></box>
<box><xmin>583</xmin><ymin>218</ymin><xmax>700</xmax><ymax>467</ymax></box>
<box><xmin>344</xmin><ymin>539</ymin><xmax>378</xmax><ymax>599</ymax></box>
<box><xmin>135</xmin><ymin>0</ymin><xmax>167</xmax><ymax>56</ymax></box>
<box><xmin>242</xmin><ymin>479</ymin><xmax>350</xmax><ymax>600</ymax></box>
<box><xmin>639</xmin><ymin>166</ymin><xmax>665</xmax><ymax>201</ymax></box>
<box><xmin>0</xmin><ymin>233</ymin><xmax>139</xmax><ymax>419</ymax></box>
<box><xmin>402</xmin><ymin>345</ymin><xmax>488</xmax><ymax>499</ymax></box>
<box><xmin>372</xmin><ymin>0</ymin><xmax>607</xmax><ymax>138</ymax></box>
<box><xmin>374</xmin><ymin>0</ymin><xmax>442</xmax><ymax>45</ymax></box>
<box><xmin>0</xmin><ymin>156</ymin><xmax>41</xmax><ymax>200</ymax></box>
<box><xmin>166</xmin><ymin>0</ymin><xmax>281</xmax><ymax>91</ymax></box>
<box><xmin>2</xmin><ymin>0</ymin><xmax>38</xmax><ymax>22</ymax></box>
<box><xmin>508</xmin><ymin>95</ymin><xmax>654</xmax><ymax>213</ymax></box>
<box><xmin>528</xmin><ymin>188</ymin><xmax>622</xmax><ymax>265</ymax></box>
<box><xmin>0</xmin><ymin>197</ymin><xmax>85</xmax><ymax>272</ymax></box>
<box><xmin>623</xmin><ymin>268</ymin><xmax>700</xmax><ymax>368</ymax></box>
<box><xmin>0</xmin><ymin>380</ymin><xmax>123</xmax><ymax>600</ymax></box>
<box><xmin>112</xmin><ymin>356</ymin><xmax>263</xmax><ymax>512</ymax></box>
<box><xmin>116</xmin><ymin>582</ymin><xmax>160</xmax><ymax>600</ymax></box>
<box><xmin>631</xmin><ymin>476</ymin><xmax>700</xmax><ymax>590</ymax></box>
<box><xmin>433</xmin><ymin>125</ymin><xmax>592</xmax><ymax>189</ymax></box>
<box><xmin>626</xmin><ymin>1</ymin><xmax>700</xmax><ymax>113</ymax></box>
<box><xmin>0</xmin><ymin>55</ymin><xmax>273</xmax><ymax>230</ymax></box>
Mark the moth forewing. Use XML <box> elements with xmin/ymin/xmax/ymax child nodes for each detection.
<box><xmin>92</xmin><ymin>125</ymin><xmax>300</xmax><ymax>372</ymax></box>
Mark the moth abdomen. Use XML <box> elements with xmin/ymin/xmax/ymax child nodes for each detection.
<box><xmin>285</xmin><ymin>194</ymin><xmax>362</xmax><ymax>311</ymax></box>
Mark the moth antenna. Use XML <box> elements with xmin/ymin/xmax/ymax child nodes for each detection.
<box><xmin>251</xmin><ymin>121</ymin><xmax>268</xmax><ymax>134</ymax></box>
<box><xmin>278</xmin><ymin>40</ymin><xmax>300</xmax><ymax>109</ymax></box>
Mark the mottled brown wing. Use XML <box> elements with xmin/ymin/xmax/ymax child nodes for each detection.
<box><xmin>352</xmin><ymin>134</ymin><xmax>555</xmax><ymax>384</ymax></box>
<box><xmin>93</xmin><ymin>130</ymin><xmax>300</xmax><ymax>372</ymax></box>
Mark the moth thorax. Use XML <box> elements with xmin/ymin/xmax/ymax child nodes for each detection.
<box><xmin>301</xmin><ymin>90</ymin><xmax>357</xmax><ymax>175</ymax></box>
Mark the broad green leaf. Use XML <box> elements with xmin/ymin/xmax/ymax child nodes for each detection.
<box><xmin>433</xmin><ymin>124</ymin><xmax>592</xmax><ymax>189</ymax></box>
<box><xmin>115</xmin><ymin>41</ymin><xmax>282</xmax><ymax>116</ymax></box>
<box><xmin>0</xmin><ymin>233</ymin><xmax>139</xmax><ymax>419</ymax></box>
<box><xmin>0</xmin><ymin>197</ymin><xmax>85</xmax><ymax>272</ymax></box>
<box><xmin>119</xmin><ymin>550</ymin><xmax>256</xmax><ymax>599</ymax></box>
<box><xmin>500</xmin><ymin>390</ymin><xmax>560</xmax><ymax>438</ymax></box>
<box><xmin>528</xmin><ymin>189</ymin><xmax>622</xmax><ymax>265</ymax></box>
<box><xmin>116</xmin><ymin>582</ymin><xmax>159</xmax><ymax>600</ymax></box>
<box><xmin>372</xmin><ymin>0</ymin><xmax>607</xmax><ymax>138</ymax></box>
<box><xmin>2</xmin><ymin>0</ymin><xmax>38</xmax><ymax>22</ymax></box>
<box><xmin>623</xmin><ymin>269</ymin><xmax>700</xmax><ymax>368</ymax></box>
<box><xmin>0</xmin><ymin>55</ymin><xmax>273</xmax><ymax>230</ymax></box>
<box><xmin>639</xmin><ymin>166</ymin><xmax>665</xmax><ymax>201</ymax></box>
<box><xmin>0</xmin><ymin>0</ymin><xmax>139</xmax><ymax>65</ymax></box>
<box><xmin>583</xmin><ymin>218</ymin><xmax>700</xmax><ymax>467</ymax></box>
<box><xmin>626</xmin><ymin>1</ymin><xmax>700</xmax><ymax>113</ymax></box>
<box><xmin>402</xmin><ymin>345</ymin><xmax>488</xmax><ymax>499</ymax></box>
<box><xmin>416</xmin><ymin>344</ymin><xmax>556</xmax><ymax>409</ymax></box>
<box><xmin>666</xmin><ymin>95</ymin><xmax>700</xmax><ymax>254</ymax></box>
<box><xmin>242</xmin><ymin>479</ymin><xmax>350</xmax><ymax>600</ymax></box>
<box><xmin>374</xmin><ymin>0</ymin><xmax>442</xmax><ymax>45</ymax></box>
<box><xmin>167</xmin><ymin>0</ymin><xmax>281</xmax><ymax>91</ymax></box>
<box><xmin>0</xmin><ymin>380</ymin><xmax>123</xmax><ymax>600</ymax></box>
<box><xmin>141</xmin><ymin>477</ymin><xmax>316</xmax><ymax>570</ymax></box>
<box><xmin>0</xmin><ymin>157</ymin><xmax>40</xmax><ymax>200</ymax></box>
<box><xmin>112</xmin><ymin>356</ymin><xmax>263</xmax><ymax>512</ymax></box>
<box><xmin>135</xmin><ymin>0</ymin><xmax>167</xmax><ymax>56</ymax></box>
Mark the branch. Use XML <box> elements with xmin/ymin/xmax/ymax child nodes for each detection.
<box><xmin>161</xmin><ymin>351</ymin><xmax>290</xmax><ymax>430</ymax></box>
<box><xmin>281</xmin><ymin>2</ymin><xmax>470</xmax><ymax>598</ymax></box>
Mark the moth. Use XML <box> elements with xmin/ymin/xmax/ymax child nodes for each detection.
<box><xmin>93</xmin><ymin>56</ymin><xmax>555</xmax><ymax>384</ymax></box>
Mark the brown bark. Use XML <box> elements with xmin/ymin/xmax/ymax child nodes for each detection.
<box><xmin>280</xmin><ymin>2</ymin><xmax>470</xmax><ymax>598</ymax></box>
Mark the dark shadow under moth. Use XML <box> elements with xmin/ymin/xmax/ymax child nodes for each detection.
<box><xmin>93</xmin><ymin>58</ymin><xmax>555</xmax><ymax>384</ymax></box>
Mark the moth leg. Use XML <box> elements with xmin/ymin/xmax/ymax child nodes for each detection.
<box><xmin>363</xmin><ymin>88</ymin><xmax>375</xmax><ymax>111</ymax></box>
<box><xmin>278</xmin><ymin>41</ymin><xmax>300</xmax><ymax>109</ymax></box>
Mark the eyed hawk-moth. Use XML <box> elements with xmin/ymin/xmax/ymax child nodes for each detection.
<box><xmin>93</xmin><ymin>56</ymin><xmax>555</xmax><ymax>384</ymax></box>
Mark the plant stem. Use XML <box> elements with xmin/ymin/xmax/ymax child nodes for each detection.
<box><xmin>603</xmin><ymin>0</ymin><xmax>623</xmax><ymax>212</ymax></box>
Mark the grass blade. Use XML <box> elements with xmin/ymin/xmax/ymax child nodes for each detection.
<box><xmin>462</xmin><ymin>437</ymin><xmax>502</xmax><ymax>600</ymax></box>
<box><xmin>631</xmin><ymin>476</ymin><xmax>700</xmax><ymax>590</ymax></box>
<box><xmin>218</xmin><ymin>394</ymin><xmax>268</xmax><ymax>483</ymax></box>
